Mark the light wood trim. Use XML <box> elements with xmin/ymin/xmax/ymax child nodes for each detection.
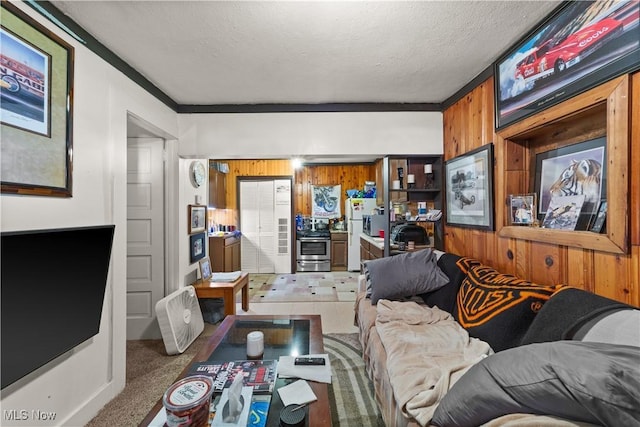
<box><xmin>497</xmin><ymin>75</ymin><xmax>629</xmax><ymax>254</ymax></box>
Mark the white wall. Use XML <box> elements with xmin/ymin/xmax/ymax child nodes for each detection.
<box><xmin>177</xmin><ymin>111</ymin><xmax>443</xmax><ymax>159</ymax></box>
<box><xmin>0</xmin><ymin>2</ymin><xmax>178</xmax><ymax>425</ymax></box>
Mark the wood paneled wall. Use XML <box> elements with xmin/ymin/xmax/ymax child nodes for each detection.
<box><xmin>210</xmin><ymin>159</ymin><xmax>376</xmax><ymax>225</ymax></box>
<box><xmin>443</xmin><ymin>73</ymin><xmax>639</xmax><ymax>307</ymax></box>
<box><xmin>294</xmin><ymin>164</ymin><xmax>377</xmax><ymax>216</ymax></box>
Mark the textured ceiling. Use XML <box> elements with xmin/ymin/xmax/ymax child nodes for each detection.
<box><xmin>50</xmin><ymin>1</ymin><xmax>563</xmax><ymax>106</ymax></box>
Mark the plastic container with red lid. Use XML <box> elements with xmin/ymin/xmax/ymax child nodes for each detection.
<box><xmin>163</xmin><ymin>375</ymin><xmax>213</xmax><ymax>427</ymax></box>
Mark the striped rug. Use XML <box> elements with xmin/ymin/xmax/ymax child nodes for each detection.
<box><xmin>324</xmin><ymin>333</ymin><xmax>384</xmax><ymax>427</ymax></box>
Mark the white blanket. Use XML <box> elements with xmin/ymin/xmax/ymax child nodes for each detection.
<box><xmin>375</xmin><ymin>299</ymin><xmax>492</xmax><ymax>427</ymax></box>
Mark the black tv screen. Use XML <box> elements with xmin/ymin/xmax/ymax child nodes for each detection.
<box><xmin>1</xmin><ymin>225</ymin><xmax>115</xmax><ymax>389</ymax></box>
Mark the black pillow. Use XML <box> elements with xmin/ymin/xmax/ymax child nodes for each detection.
<box><xmin>521</xmin><ymin>287</ymin><xmax>630</xmax><ymax>345</ymax></box>
<box><xmin>418</xmin><ymin>253</ymin><xmax>466</xmax><ymax>314</ymax></box>
<box><xmin>432</xmin><ymin>341</ymin><xmax>640</xmax><ymax>427</ymax></box>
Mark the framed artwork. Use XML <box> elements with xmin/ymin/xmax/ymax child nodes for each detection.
<box><xmin>188</xmin><ymin>204</ymin><xmax>207</xmax><ymax>234</ymax></box>
<box><xmin>198</xmin><ymin>257</ymin><xmax>212</xmax><ymax>281</ymax></box>
<box><xmin>1</xmin><ymin>1</ymin><xmax>74</xmax><ymax>197</ymax></box>
<box><xmin>589</xmin><ymin>201</ymin><xmax>607</xmax><ymax>233</ymax></box>
<box><xmin>534</xmin><ymin>137</ymin><xmax>605</xmax><ymax>230</ymax></box>
<box><xmin>509</xmin><ymin>193</ymin><xmax>536</xmax><ymax>225</ymax></box>
<box><xmin>445</xmin><ymin>143</ymin><xmax>494</xmax><ymax>230</ymax></box>
<box><xmin>190</xmin><ymin>232</ymin><xmax>206</xmax><ymax>264</ymax></box>
<box><xmin>494</xmin><ymin>0</ymin><xmax>640</xmax><ymax>129</ymax></box>
<box><xmin>541</xmin><ymin>195</ymin><xmax>585</xmax><ymax>231</ymax></box>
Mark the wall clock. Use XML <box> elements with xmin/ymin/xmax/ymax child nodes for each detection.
<box><xmin>189</xmin><ymin>161</ymin><xmax>206</xmax><ymax>188</ymax></box>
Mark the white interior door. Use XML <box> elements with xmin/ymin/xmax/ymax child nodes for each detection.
<box><xmin>240</xmin><ymin>180</ymin><xmax>277</xmax><ymax>273</ymax></box>
<box><xmin>126</xmin><ymin>139</ymin><xmax>165</xmax><ymax>339</ymax></box>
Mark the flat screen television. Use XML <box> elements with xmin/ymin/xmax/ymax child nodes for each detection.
<box><xmin>1</xmin><ymin>225</ymin><xmax>115</xmax><ymax>389</ymax></box>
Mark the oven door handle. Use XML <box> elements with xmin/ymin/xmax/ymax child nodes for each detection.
<box><xmin>298</xmin><ymin>237</ymin><xmax>329</xmax><ymax>242</ymax></box>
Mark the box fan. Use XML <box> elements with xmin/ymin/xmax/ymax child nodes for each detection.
<box><xmin>155</xmin><ymin>285</ymin><xmax>204</xmax><ymax>355</ymax></box>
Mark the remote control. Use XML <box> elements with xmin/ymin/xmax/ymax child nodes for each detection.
<box><xmin>294</xmin><ymin>357</ymin><xmax>326</xmax><ymax>366</ymax></box>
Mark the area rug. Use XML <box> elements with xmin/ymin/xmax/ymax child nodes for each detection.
<box><xmin>249</xmin><ymin>272</ymin><xmax>360</xmax><ymax>303</ymax></box>
<box><xmin>324</xmin><ymin>333</ymin><xmax>384</xmax><ymax>426</ymax></box>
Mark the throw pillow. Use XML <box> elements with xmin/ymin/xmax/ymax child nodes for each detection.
<box><xmin>365</xmin><ymin>248</ymin><xmax>450</xmax><ymax>305</ymax></box>
<box><xmin>571</xmin><ymin>309</ymin><xmax>640</xmax><ymax>347</ymax></box>
<box><xmin>418</xmin><ymin>253</ymin><xmax>471</xmax><ymax>314</ymax></box>
<box><xmin>453</xmin><ymin>265</ymin><xmax>562</xmax><ymax>352</ymax></box>
<box><xmin>431</xmin><ymin>341</ymin><xmax>640</xmax><ymax>427</ymax></box>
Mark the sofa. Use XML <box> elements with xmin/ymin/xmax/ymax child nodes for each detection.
<box><xmin>355</xmin><ymin>249</ymin><xmax>640</xmax><ymax>427</ymax></box>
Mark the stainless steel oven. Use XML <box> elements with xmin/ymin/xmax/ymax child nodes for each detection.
<box><xmin>296</xmin><ymin>236</ymin><xmax>331</xmax><ymax>272</ymax></box>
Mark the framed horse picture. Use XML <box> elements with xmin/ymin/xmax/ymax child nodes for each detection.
<box><xmin>534</xmin><ymin>136</ymin><xmax>606</xmax><ymax>231</ymax></box>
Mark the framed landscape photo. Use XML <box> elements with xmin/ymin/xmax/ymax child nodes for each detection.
<box><xmin>1</xmin><ymin>1</ymin><xmax>74</xmax><ymax>197</ymax></box>
<box><xmin>445</xmin><ymin>143</ymin><xmax>494</xmax><ymax>231</ymax></box>
<box><xmin>534</xmin><ymin>137</ymin><xmax>605</xmax><ymax>230</ymax></box>
<box><xmin>188</xmin><ymin>204</ymin><xmax>207</xmax><ymax>234</ymax></box>
<box><xmin>494</xmin><ymin>0</ymin><xmax>640</xmax><ymax>129</ymax></box>
<box><xmin>190</xmin><ymin>232</ymin><xmax>206</xmax><ymax>264</ymax></box>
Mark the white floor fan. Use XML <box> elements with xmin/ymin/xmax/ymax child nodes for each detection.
<box><xmin>155</xmin><ymin>285</ymin><xmax>204</xmax><ymax>355</ymax></box>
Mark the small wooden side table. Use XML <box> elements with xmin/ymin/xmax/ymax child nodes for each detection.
<box><xmin>193</xmin><ymin>272</ymin><xmax>249</xmax><ymax>316</ymax></box>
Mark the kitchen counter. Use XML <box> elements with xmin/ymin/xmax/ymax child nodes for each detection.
<box><xmin>360</xmin><ymin>233</ymin><xmax>384</xmax><ymax>249</ymax></box>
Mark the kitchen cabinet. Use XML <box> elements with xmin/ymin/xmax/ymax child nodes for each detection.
<box><xmin>382</xmin><ymin>156</ymin><xmax>444</xmax><ymax>255</ymax></box>
<box><xmin>330</xmin><ymin>232</ymin><xmax>348</xmax><ymax>271</ymax></box>
<box><xmin>209</xmin><ymin>234</ymin><xmax>241</xmax><ymax>272</ymax></box>
<box><xmin>360</xmin><ymin>235</ymin><xmax>383</xmax><ymax>265</ymax></box>
<box><xmin>208</xmin><ymin>167</ymin><xmax>226</xmax><ymax>208</ymax></box>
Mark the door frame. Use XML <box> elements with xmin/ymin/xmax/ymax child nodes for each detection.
<box><xmin>126</xmin><ymin>113</ymin><xmax>179</xmax><ymax>319</ymax></box>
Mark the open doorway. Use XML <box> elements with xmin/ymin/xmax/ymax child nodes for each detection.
<box><xmin>125</xmin><ymin>113</ymin><xmax>177</xmax><ymax>340</ymax></box>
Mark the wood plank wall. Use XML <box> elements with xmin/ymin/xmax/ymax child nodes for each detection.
<box><xmin>209</xmin><ymin>159</ymin><xmax>376</xmax><ymax>226</ymax></box>
<box><xmin>443</xmin><ymin>72</ymin><xmax>639</xmax><ymax>307</ymax></box>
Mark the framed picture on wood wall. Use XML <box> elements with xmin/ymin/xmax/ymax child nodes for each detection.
<box><xmin>494</xmin><ymin>0</ymin><xmax>640</xmax><ymax>129</ymax></box>
<box><xmin>1</xmin><ymin>1</ymin><xmax>74</xmax><ymax>197</ymax></box>
<box><xmin>534</xmin><ymin>136</ymin><xmax>606</xmax><ymax>231</ymax></box>
<box><xmin>445</xmin><ymin>143</ymin><xmax>494</xmax><ymax>231</ymax></box>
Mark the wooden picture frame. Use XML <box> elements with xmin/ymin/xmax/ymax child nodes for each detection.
<box><xmin>198</xmin><ymin>257</ymin><xmax>212</xmax><ymax>281</ymax></box>
<box><xmin>188</xmin><ymin>204</ymin><xmax>207</xmax><ymax>234</ymax></box>
<box><xmin>1</xmin><ymin>1</ymin><xmax>74</xmax><ymax>197</ymax></box>
<box><xmin>444</xmin><ymin>143</ymin><xmax>494</xmax><ymax>230</ymax></box>
<box><xmin>494</xmin><ymin>1</ymin><xmax>640</xmax><ymax>129</ymax></box>
<box><xmin>190</xmin><ymin>232</ymin><xmax>206</xmax><ymax>264</ymax></box>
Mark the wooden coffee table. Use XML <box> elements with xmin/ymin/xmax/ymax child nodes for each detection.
<box><xmin>139</xmin><ymin>314</ymin><xmax>331</xmax><ymax>427</ymax></box>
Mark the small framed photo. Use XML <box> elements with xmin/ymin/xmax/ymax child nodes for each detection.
<box><xmin>199</xmin><ymin>257</ymin><xmax>212</xmax><ymax>281</ymax></box>
<box><xmin>190</xmin><ymin>232</ymin><xmax>206</xmax><ymax>263</ymax></box>
<box><xmin>188</xmin><ymin>205</ymin><xmax>207</xmax><ymax>234</ymax></box>
<box><xmin>509</xmin><ymin>194</ymin><xmax>536</xmax><ymax>225</ymax></box>
<box><xmin>589</xmin><ymin>201</ymin><xmax>607</xmax><ymax>233</ymax></box>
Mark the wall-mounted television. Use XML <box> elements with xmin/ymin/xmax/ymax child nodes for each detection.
<box><xmin>1</xmin><ymin>225</ymin><xmax>115</xmax><ymax>389</ymax></box>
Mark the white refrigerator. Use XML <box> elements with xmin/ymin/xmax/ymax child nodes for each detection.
<box><xmin>345</xmin><ymin>198</ymin><xmax>378</xmax><ymax>271</ymax></box>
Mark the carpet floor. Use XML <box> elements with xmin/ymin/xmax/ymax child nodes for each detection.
<box><xmin>87</xmin><ymin>328</ymin><xmax>381</xmax><ymax>426</ymax></box>
<box><xmin>249</xmin><ymin>272</ymin><xmax>360</xmax><ymax>303</ymax></box>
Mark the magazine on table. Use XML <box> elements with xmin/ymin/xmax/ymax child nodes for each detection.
<box><xmin>189</xmin><ymin>359</ymin><xmax>278</xmax><ymax>393</ymax></box>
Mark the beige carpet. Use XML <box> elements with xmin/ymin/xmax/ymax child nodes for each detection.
<box><xmin>86</xmin><ymin>323</ymin><xmax>219</xmax><ymax>427</ymax></box>
<box><xmin>249</xmin><ymin>272</ymin><xmax>359</xmax><ymax>303</ymax></box>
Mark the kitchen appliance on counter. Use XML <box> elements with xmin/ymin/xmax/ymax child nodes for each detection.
<box><xmin>296</xmin><ymin>228</ymin><xmax>331</xmax><ymax>272</ymax></box>
<box><xmin>390</xmin><ymin>223</ymin><xmax>428</xmax><ymax>245</ymax></box>
<box><xmin>363</xmin><ymin>214</ymin><xmax>386</xmax><ymax>237</ymax></box>
<box><xmin>345</xmin><ymin>198</ymin><xmax>378</xmax><ymax>271</ymax></box>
